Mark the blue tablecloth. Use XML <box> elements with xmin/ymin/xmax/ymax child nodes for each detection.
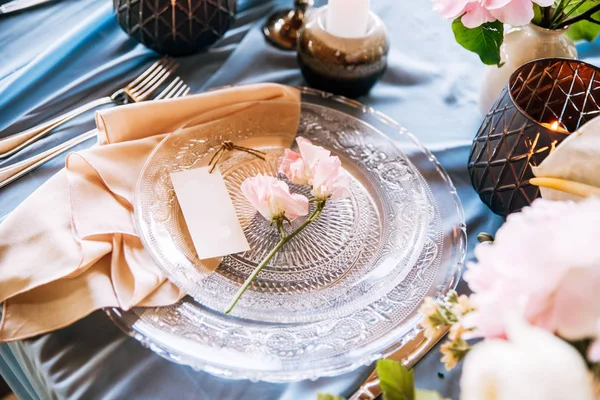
<box><xmin>3</xmin><ymin>0</ymin><xmax>598</xmax><ymax>398</ymax></box>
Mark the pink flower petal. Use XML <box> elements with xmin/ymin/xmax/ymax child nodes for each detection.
<box><xmin>484</xmin><ymin>0</ymin><xmax>514</xmax><ymax>9</ymax></box>
<box><xmin>461</xmin><ymin>2</ymin><xmax>495</xmax><ymax>28</ymax></box>
<box><xmin>489</xmin><ymin>0</ymin><xmax>534</xmax><ymax>26</ymax></box>
<box><xmin>279</xmin><ymin>149</ymin><xmax>310</xmax><ymax>185</ymax></box>
<box><xmin>433</xmin><ymin>0</ymin><xmax>469</xmax><ymax>20</ymax></box>
<box><xmin>241</xmin><ymin>174</ymin><xmax>309</xmax><ymax>221</ymax></box>
<box><xmin>588</xmin><ymin>337</ymin><xmax>600</xmax><ymax>362</ymax></box>
<box><xmin>551</xmin><ymin>268</ymin><xmax>600</xmax><ymax>340</ymax></box>
<box><xmin>297</xmin><ymin>137</ymin><xmax>330</xmax><ymax>169</ymax></box>
<box><xmin>464</xmin><ymin>198</ymin><xmax>600</xmax><ymax>340</ymax></box>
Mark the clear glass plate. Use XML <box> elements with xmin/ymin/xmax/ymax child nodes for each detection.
<box><xmin>107</xmin><ymin>88</ymin><xmax>466</xmax><ymax>382</ymax></box>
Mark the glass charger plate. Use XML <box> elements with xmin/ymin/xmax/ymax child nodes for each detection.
<box><xmin>106</xmin><ymin>88</ymin><xmax>466</xmax><ymax>382</ymax></box>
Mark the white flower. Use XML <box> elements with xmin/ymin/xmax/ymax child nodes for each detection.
<box><xmin>450</xmin><ymin>294</ymin><xmax>473</xmax><ymax>318</ymax></box>
<box><xmin>449</xmin><ymin>323</ymin><xmax>465</xmax><ymax>341</ymax></box>
<box><xmin>440</xmin><ymin>337</ymin><xmax>469</xmax><ymax>371</ymax></box>
<box><xmin>460</xmin><ymin>318</ymin><xmax>595</xmax><ymax>400</ymax></box>
<box><xmin>419</xmin><ymin>297</ymin><xmax>437</xmax><ymax>318</ymax></box>
<box><xmin>419</xmin><ymin>297</ymin><xmax>444</xmax><ymax>339</ymax></box>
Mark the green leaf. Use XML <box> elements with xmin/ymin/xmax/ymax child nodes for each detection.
<box><xmin>317</xmin><ymin>394</ymin><xmax>345</xmax><ymax>400</ymax></box>
<box><xmin>376</xmin><ymin>359</ymin><xmax>415</xmax><ymax>400</ymax></box>
<box><xmin>566</xmin><ymin>1</ymin><xmax>600</xmax><ymax>42</ymax></box>
<box><xmin>416</xmin><ymin>390</ymin><xmax>450</xmax><ymax>400</ymax></box>
<box><xmin>452</xmin><ymin>19</ymin><xmax>504</xmax><ymax>66</ymax></box>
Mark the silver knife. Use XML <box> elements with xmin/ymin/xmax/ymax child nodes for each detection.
<box><xmin>1</xmin><ymin>0</ymin><xmax>55</xmax><ymax>15</ymax></box>
<box><xmin>348</xmin><ymin>327</ymin><xmax>449</xmax><ymax>400</ymax></box>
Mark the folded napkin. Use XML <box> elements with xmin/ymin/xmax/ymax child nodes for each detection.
<box><xmin>532</xmin><ymin>116</ymin><xmax>600</xmax><ymax>201</ymax></box>
<box><xmin>0</xmin><ymin>83</ymin><xmax>300</xmax><ymax>341</ymax></box>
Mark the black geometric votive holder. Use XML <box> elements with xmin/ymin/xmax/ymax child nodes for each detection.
<box><xmin>468</xmin><ymin>58</ymin><xmax>600</xmax><ymax>216</ymax></box>
<box><xmin>113</xmin><ymin>0</ymin><xmax>236</xmax><ymax>56</ymax></box>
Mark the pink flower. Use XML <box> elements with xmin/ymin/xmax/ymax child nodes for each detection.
<box><xmin>463</xmin><ymin>198</ymin><xmax>600</xmax><ymax>361</ymax></box>
<box><xmin>433</xmin><ymin>0</ymin><xmax>553</xmax><ymax>28</ymax></box>
<box><xmin>296</xmin><ymin>137</ymin><xmax>332</xmax><ymax>171</ymax></box>
<box><xmin>311</xmin><ymin>154</ymin><xmax>351</xmax><ymax>200</ymax></box>
<box><xmin>279</xmin><ymin>137</ymin><xmax>351</xmax><ymax>201</ymax></box>
<box><xmin>588</xmin><ymin>321</ymin><xmax>600</xmax><ymax>362</ymax></box>
<box><xmin>241</xmin><ymin>174</ymin><xmax>309</xmax><ymax>221</ymax></box>
<box><xmin>279</xmin><ymin>149</ymin><xmax>310</xmax><ymax>185</ymax></box>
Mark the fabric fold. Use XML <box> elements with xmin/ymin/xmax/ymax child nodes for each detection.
<box><xmin>533</xmin><ymin>116</ymin><xmax>600</xmax><ymax>201</ymax></box>
<box><xmin>0</xmin><ymin>83</ymin><xmax>301</xmax><ymax>341</ymax></box>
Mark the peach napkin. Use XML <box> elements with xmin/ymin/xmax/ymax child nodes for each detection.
<box><xmin>532</xmin><ymin>116</ymin><xmax>600</xmax><ymax>201</ymax></box>
<box><xmin>0</xmin><ymin>83</ymin><xmax>300</xmax><ymax>341</ymax></box>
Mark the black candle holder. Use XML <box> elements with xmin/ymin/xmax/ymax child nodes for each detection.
<box><xmin>468</xmin><ymin>58</ymin><xmax>600</xmax><ymax>216</ymax></box>
<box><xmin>114</xmin><ymin>0</ymin><xmax>236</xmax><ymax>56</ymax></box>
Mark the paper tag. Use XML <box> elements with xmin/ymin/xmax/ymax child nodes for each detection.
<box><xmin>170</xmin><ymin>167</ymin><xmax>250</xmax><ymax>260</ymax></box>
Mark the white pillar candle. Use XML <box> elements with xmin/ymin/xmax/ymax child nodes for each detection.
<box><xmin>326</xmin><ymin>0</ymin><xmax>371</xmax><ymax>39</ymax></box>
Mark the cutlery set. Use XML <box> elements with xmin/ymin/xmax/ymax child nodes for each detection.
<box><xmin>0</xmin><ymin>58</ymin><xmax>189</xmax><ymax>189</ymax></box>
<box><xmin>0</xmin><ymin>0</ymin><xmax>55</xmax><ymax>15</ymax></box>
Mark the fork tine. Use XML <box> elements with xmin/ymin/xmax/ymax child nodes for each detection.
<box><xmin>173</xmin><ymin>84</ymin><xmax>190</xmax><ymax>98</ymax></box>
<box><xmin>154</xmin><ymin>78</ymin><xmax>182</xmax><ymax>100</ymax></box>
<box><xmin>153</xmin><ymin>78</ymin><xmax>190</xmax><ymax>101</ymax></box>
<box><xmin>126</xmin><ymin>57</ymin><xmax>169</xmax><ymax>91</ymax></box>
<box><xmin>131</xmin><ymin>59</ymin><xmax>179</xmax><ymax>101</ymax></box>
<box><xmin>161</xmin><ymin>84</ymin><xmax>189</xmax><ymax>100</ymax></box>
<box><xmin>127</xmin><ymin>58</ymin><xmax>176</xmax><ymax>97</ymax></box>
<box><xmin>165</xmin><ymin>82</ymin><xmax>185</xmax><ymax>99</ymax></box>
<box><xmin>126</xmin><ymin>60</ymin><xmax>171</xmax><ymax>98</ymax></box>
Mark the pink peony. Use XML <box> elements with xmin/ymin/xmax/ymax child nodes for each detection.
<box><xmin>433</xmin><ymin>0</ymin><xmax>554</xmax><ymax>28</ymax></box>
<box><xmin>279</xmin><ymin>137</ymin><xmax>351</xmax><ymax>201</ymax></box>
<box><xmin>240</xmin><ymin>174</ymin><xmax>309</xmax><ymax>221</ymax></box>
<box><xmin>463</xmin><ymin>198</ymin><xmax>600</xmax><ymax>357</ymax></box>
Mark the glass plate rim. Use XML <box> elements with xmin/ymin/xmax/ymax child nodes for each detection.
<box><xmin>106</xmin><ymin>86</ymin><xmax>467</xmax><ymax>382</ymax></box>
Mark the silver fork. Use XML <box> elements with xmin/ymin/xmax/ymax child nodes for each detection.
<box><xmin>0</xmin><ymin>57</ymin><xmax>179</xmax><ymax>159</ymax></box>
<box><xmin>0</xmin><ymin>78</ymin><xmax>191</xmax><ymax>190</ymax></box>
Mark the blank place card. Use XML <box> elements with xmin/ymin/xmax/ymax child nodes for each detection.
<box><xmin>170</xmin><ymin>167</ymin><xmax>250</xmax><ymax>260</ymax></box>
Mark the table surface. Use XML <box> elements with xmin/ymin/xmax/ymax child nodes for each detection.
<box><xmin>2</xmin><ymin>0</ymin><xmax>598</xmax><ymax>399</ymax></box>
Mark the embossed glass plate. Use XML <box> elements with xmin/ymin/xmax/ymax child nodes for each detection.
<box><xmin>107</xmin><ymin>88</ymin><xmax>466</xmax><ymax>382</ymax></box>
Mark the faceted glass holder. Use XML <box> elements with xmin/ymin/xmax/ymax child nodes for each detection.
<box><xmin>468</xmin><ymin>58</ymin><xmax>600</xmax><ymax>216</ymax></box>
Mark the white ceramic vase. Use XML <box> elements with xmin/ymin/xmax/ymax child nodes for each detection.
<box><xmin>479</xmin><ymin>23</ymin><xmax>577</xmax><ymax>114</ymax></box>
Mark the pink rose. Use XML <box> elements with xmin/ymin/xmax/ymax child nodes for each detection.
<box><xmin>241</xmin><ymin>174</ymin><xmax>309</xmax><ymax>221</ymax></box>
<box><xmin>463</xmin><ymin>198</ymin><xmax>600</xmax><ymax>361</ymax></box>
<box><xmin>487</xmin><ymin>0</ymin><xmax>554</xmax><ymax>26</ymax></box>
<box><xmin>279</xmin><ymin>137</ymin><xmax>351</xmax><ymax>201</ymax></box>
<box><xmin>279</xmin><ymin>149</ymin><xmax>310</xmax><ymax>185</ymax></box>
<box><xmin>433</xmin><ymin>0</ymin><xmax>553</xmax><ymax>28</ymax></box>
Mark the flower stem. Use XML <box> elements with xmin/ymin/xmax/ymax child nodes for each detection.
<box><xmin>555</xmin><ymin>3</ymin><xmax>600</xmax><ymax>29</ymax></box>
<box><xmin>224</xmin><ymin>201</ymin><xmax>325</xmax><ymax>314</ymax></box>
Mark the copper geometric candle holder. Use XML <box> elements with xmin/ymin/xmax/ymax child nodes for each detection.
<box><xmin>468</xmin><ymin>58</ymin><xmax>600</xmax><ymax>216</ymax></box>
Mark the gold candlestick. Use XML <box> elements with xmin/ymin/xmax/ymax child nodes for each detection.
<box><xmin>263</xmin><ymin>0</ymin><xmax>314</xmax><ymax>51</ymax></box>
